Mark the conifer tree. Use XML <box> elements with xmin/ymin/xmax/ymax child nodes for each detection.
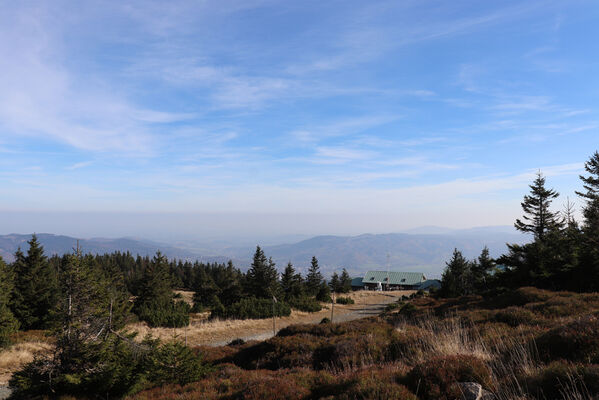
<box><xmin>575</xmin><ymin>151</ymin><xmax>599</xmax><ymax>290</ymax></box>
<box><xmin>0</xmin><ymin>256</ymin><xmax>18</xmax><ymax>347</ymax></box>
<box><xmin>514</xmin><ymin>171</ymin><xmax>561</xmax><ymax>241</ymax></box>
<box><xmin>340</xmin><ymin>268</ymin><xmax>352</xmax><ymax>293</ymax></box>
<box><xmin>245</xmin><ymin>246</ymin><xmax>280</xmax><ymax>299</ymax></box>
<box><xmin>329</xmin><ymin>272</ymin><xmax>340</xmax><ymax>293</ymax></box>
<box><xmin>192</xmin><ymin>267</ymin><xmax>219</xmax><ymax>311</ymax></box>
<box><xmin>469</xmin><ymin>246</ymin><xmax>495</xmax><ymax>292</ymax></box>
<box><xmin>280</xmin><ymin>262</ymin><xmax>303</xmax><ymax>301</ymax></box>
<box><xmin>134</xmin><ymin>252</ymin><xmax>189</xmax><ymax>328</ymax></box>
<box><xmin>11</xmin><ymin>235</ymin><xmax>59</xmax><ymax>330</ymax></box>
<box><xmin>305</xmin><ymin>256</ymin><xmax>323</xmax><ymax>296</ymax></box>
<box><xmin>440</xmin><ymin>249</ymin><xmax>472</xmax><ymax>297</ymax></box>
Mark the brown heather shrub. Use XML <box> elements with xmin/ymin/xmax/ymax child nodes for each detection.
<box><xmin>405</xmin><ymin>355</ymin><xmax>493</xmax><ymax>400</ymax></box>
<box><xmin>536</xmin><ymin>315</ymin><xmax>599</xmax><ymax>363</ymax></box>
<box><xmin>523</xmin><ymin>361</ymin><xmax>599</xmax><ymax>399</ymax></box>
<box><xmin>335</xmin><ymin>367</ymin><xmax>417</xmax><ymax>400</ymax></box>
<box><xmin>491</xmin><ymin>306</ymin><xmax>539</xmax><ymax>327</ymax></box>
<box><xmin>486</xmin><ymin>287</ymin><xmax>552</xmax><ymax>309</ymax></box>
<box><xmin>313</xmin><ymin>333</ymin><xmax>389</xmax><ymax>371</ymax></box>
<box><xmin>525</xmin><ymin>296</ymin><xmax>593</xmax><ymax>319</ymax></box>
<box><xmin>234</xmin><ymin>334</ymin><xmax>324</xmax><ymax>370</ymax></box>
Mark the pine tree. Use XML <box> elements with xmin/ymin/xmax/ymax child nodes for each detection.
<box><xmin>11</xmin><ymin>235</ymin><xmax>59</xmax><ymax>330</ymax></box>
<box><xmin>339</xmin><ymin>268</ymin><xmax>352</xmax><ymax>293</ymax></box>
<box><xmin>245</xmin><ymin>246</ymin><xmax>280</xmax><ymax>299</ymax></box>
<box><xmin>305</xmin><ymin>256</ymin><xmax>323</xmax><ymax>296</ymax></box>
<box><xmin>469</xmin><ymin>246</ymin><xmax>495</xmax><ymax>292</ymax></box>
<box><xmin>280</xmin><ymin>262</ymin><xmax>303</xmax><ymax>301</ymax></box>
<box><xmin>329</xmin><ymin>272</ymin><xmax>340</xmax><ymax>293</ymax></box>
<box><xmin>134</xmin><ymin>252</ymin><xmax>189</xmax><ymax>328</ymax></box>
<box><xmin>0</xmin><ymin>256</ymin><xmax>18</xmax><ymax>347</ymax></box>
<box><xmin>192</xmin><ymin>267</ymin><xmax>219</xmax><ymax>311</ymax></box>
<box><xmin>576</xmin><ymin>151</ymin><xmax>599</xmax><ymax>290</ymax></box>
<box><xmin>515</xmin><ymin>171</ymin><xmax>562</xmax><ymax>242</ymax></box>
<box><xmin>440</xmin><ymin>249</ymin><xmax>472</xmax><ymax>298</ymax></box>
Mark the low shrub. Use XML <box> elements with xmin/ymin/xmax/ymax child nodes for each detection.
<box><xmin>524</xmin><ymin>361</ymin><xmax>599</xmax><ymax>399</ymax></box>
<box><xmin>536</xmin><ymin>316</ymin><xmax>599</xmax><ymax>363</ymax></box>
<box><xmin>492</xmin><ymin>306</ymin><xmax>538</xmax><ymax>327</ymax></box>
<box><xmin>9</xmin><ymin>335</ymin><xmax>210</xmax><ymax>399</ymax></box>
<box><xmin>405</xmin><ymin>355</ymin><xmax>493</xmax><ymax>400</ymax></box>
<box><xmin>336</xmin><ymin>296</ymin><xmax>355</xmax><ymax>305</ymax></box>
<box><xmin>384</xmin><ymin>302</ymin><xmax>402</xmax><ymax>312</ymax></box>
<box><xmin>135</xmin><ymin>299</ymin><xmax>191</xmax><ymax>328</ymax></box>
<box><xmin>320</xmin><ymin>317</ymin><xmax>331</xmax><ymax>324</ymax></box>
<box><xmin>334</xmin><ymin>368</ymin><xmax>417</xmax><ymax>400</ymax></box>
<box><xmin>288</xmin><ymin>296</ymin><xmax>322</xmax><ymax>312</ymax></box>
<box><xmin>312</xmin><ymin>333</ymin><xmax>390</xmax><ymax>370</ymax></box>
<box><xmin>399</xmin><ymin>302</ymin><xmax>418</xmax><ymax>317</ymax></box>
<box><xmin>233</xmin><ymin>334</ymin><xmax>323</xmax><ymax>370</ymax></box>
<box><xmin>211</xmin><ymin>297</ymin><xmax>291</xmax><ymax>320</ymax></box>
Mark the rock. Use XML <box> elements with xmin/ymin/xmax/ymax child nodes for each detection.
<box><xmin>458</xmin><ymin>382</ymin><xmax>495</xmax><ymax>400</ymax></box>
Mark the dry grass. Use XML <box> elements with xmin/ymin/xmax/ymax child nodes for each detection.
<box><xmin>128</xmin><ymin>290</ymin><xmax>412</xmax><ymax>345</ymax></box>
<box><xmin>0</xmin><ymin>342</ymin><xmax>53</xmax><ymax>385</ymax></box>
<box><xmin>173</xmin><ymin>290</ymin><xmax>194</xmax><ymax>306</ymax></box>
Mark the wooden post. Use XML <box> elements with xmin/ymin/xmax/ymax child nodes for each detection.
<box><xmin>272</xmin><ymin>297</ymin><xmax>276</xmax><ymax>335</ymax></box>
<box><xmin>331</xmin><ymin>291</ymin><xmax>334</xmax><ymax>323</ymax></box>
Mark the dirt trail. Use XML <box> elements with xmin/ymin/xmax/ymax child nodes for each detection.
<box><xmin>128</xmin><ymin>290</ymin><xmax>410</xmax><ymax>347</ymax></box>
<box><xmin>208</xmin><ymin>293</ymin><xmax>401</xmax><ymax>346</ymax></box>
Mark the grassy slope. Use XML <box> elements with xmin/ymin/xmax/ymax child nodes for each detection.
<box><xmin>131</xmin><ymin>287</ymin><xmax>599</xmax><ymax>400</ymax></box>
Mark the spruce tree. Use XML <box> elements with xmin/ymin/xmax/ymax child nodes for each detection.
<box><xmin>329</xmin><ymin>272</ymin><xmax>340</xmax><ymax>293</ymax></box>
<box><xmin>576</xmin><ymin>151</ymin><xmax>599</xmax><ymax>290</ymax></box>
<box><xmin>192</xmin><ymin>267</ymin><xmax>219</xmax><ymax>311</ymax></box>
<box><xmin>0</xmin><ymin>256</ymin><xmax>18</xmax><ymax>347</ymax></box>
<box><xmin>339</xmin><ymin>268</ymin><xmax>352</xmax><ymax>293</ymax></box>
<box><xmin>11</xmin><ymin>235</ymin><xmax>59</xmax><ymax>330</ymax></box>
<box><xmin>134</xmin><ymin>252</ymin><xmax>189</xmax><ymax>328</ymax></box>
<box><xmin>514</xmin><ymin>171</ymin><xmax>561</xmax><ymax>241</ymax></box>
<box><xmin>305</xmin><ymin>256</ymin><xmax>323</xmax><ymax>296</ymax></box>
<box><xmin>440</xmin><ymin>249</ymin><xmax>472</xmax><ymax>298</ymax></box>
<box><xmin>469</xmin><ymin>246</ymin><xmax>495</xmax><ymax>292</ymax></box>
<box><xmin>245</xmin><ymin>246</ymin><xmax>280</xmax><ymax>299</ymax></box>
<box><xmin>280</xmin><ymin>262</ymin><xmax>303</xmax><ymax>301</ymax></box>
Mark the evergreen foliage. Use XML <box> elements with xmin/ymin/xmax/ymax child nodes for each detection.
<box><xmin>306</xmin><ymin>256</ymin><xmax>323</xmax><ymax>296</ymax></box>
<box><xmin>211</xmin><ymin>297</ymin><xmax>291</xmax><ymax>319</ymax></box>
<box><xmin>280</xmin><ymin>262</ymin><xmax>304</xmax><ymax>301</ymax></box>
<box><xmin>0</xmin><ymin>256</ymin><xmax>18</xmax><ymax>348</ymax></box>
<box><xmin>339</xmin><ymin>268</ymin><xmax>352</xmax><ymax>293</ymax></box>
<box><xmin>10</xmin><ymin>235</ymin><xmax>59</xmax><ymax>330</ymax></box>
<box><xmin>329</xmin><ymin>272</ymin><xmax>341</xmax><ymax>293</ymax></box>
<box><xmin>133</xmin><ymin>252</ymin><xmax>190</xmax><ymax>328</ymax></box>
<box><xmin>245</xmin><ymin>246</ymin><xmax>281</xmax><ymax>299</ymax></box>
<box><xmin>514</xmin><ymin>171</ymin><xmax>562</xmax><ymax>241</ymax></box>
<box><xmin>316</xmin><ymin>281</ymin><xmax>332</xmax><ymax>302</ymax></box>
<box><xmin>440</xmin><ymin>249</ymin><xmax>472</xmax><ymax>297</ymax></box>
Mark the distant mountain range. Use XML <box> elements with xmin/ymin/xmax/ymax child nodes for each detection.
<box><xmin>0</xmin><ymin>226</ymin><xmax>528</xmax><ymax>277</ymax></box>
<box><xmin>0</xmin><ymin>233</ymin><xmax>229</xmax><ymax>264</ymax></box>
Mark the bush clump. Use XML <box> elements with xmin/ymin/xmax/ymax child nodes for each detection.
<box><xmin>288</xmin><ymin>296</ymin><xmax>322</xmax><ymax>312</ymax></box>
<box><xmin>336</xmin><ymin>296</ymin><xmax>355</xmax><ymax>305</ymax></box>
<box><xmin>135</xmin><ymin>299</ymin><xmax>191</xmax><ymax>328</ymax></box>
<box><xmin>492</xmin><ymin>306</ymin><xmax>538</xmax><ymax>327</ymax></box>
<box><xmin>524</xmin><ymin>361</ymin><xmax>599</xmax><ymax>399</ymax></box>
<box><xmin>211</xmin><ymin>297</ymin><xmax>291</xmax><ymax>320</ymax></box>
<box><xmin>406</xmin><ymin>355</ymin><xmax>493</xmax><ymax>400</ymax></box>
<box><xmin>536</xmin><ymin>316</ymin><xmax>599</xmax><ymax>363</ymax></box>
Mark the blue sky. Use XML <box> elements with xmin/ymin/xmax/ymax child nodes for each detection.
<box><xmin>1</xmin><ymin>0</ymin><xmax>598</xmax><ymax>240</ymax></box>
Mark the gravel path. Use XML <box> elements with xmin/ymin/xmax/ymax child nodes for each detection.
<box><xmin>209</xmin><ymin>294</ymin><xmax>398</xmax><ymax>346</ymax></box>
<box><xmin>0</xmin><ymin>385</ymin><xmax>11</xmax><ymax>400</ymax></box>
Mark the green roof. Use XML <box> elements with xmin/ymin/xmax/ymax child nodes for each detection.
<box><xmin>351</xmin><ymin>277</ymin><xmax>364</xmax><ymax>287</ymax></box>
<box><xmin>362</xmin><ymin>271</ymin><xmax>425</xmax><ymax>286</ymax></box>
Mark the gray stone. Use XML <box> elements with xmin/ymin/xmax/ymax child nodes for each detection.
<box><xmin>458</xmin><ymin>382</ymin><xmax>494</xmax><ymax>400</ymax></box>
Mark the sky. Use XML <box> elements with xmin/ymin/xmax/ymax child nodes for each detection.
<box><xmin>1</xmin><ymin>0</ymin><xmax>598</xmax><ymax>243</ymax></box>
